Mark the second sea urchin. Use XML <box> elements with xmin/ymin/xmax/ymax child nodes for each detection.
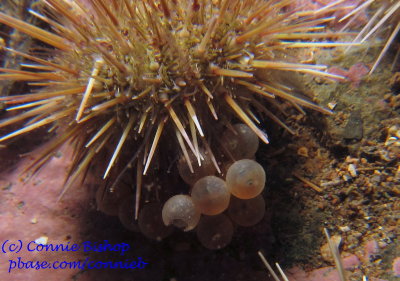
<box><xmin>344</xmin><ymin>0</ymin><xmax>400</xmax><ymax>73</ymax></box>
<box><xmin>0</xmin><ymin>0</ymin><xmax>344</xmax><ymax>230</ymax></box>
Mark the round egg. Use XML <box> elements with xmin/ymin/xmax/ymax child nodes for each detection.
<box><xmin>226</xmin><ymin>159</ymin><xmax>266</xmax><ymax>199</ymax></box>
<box><xmin>191</xmin><ymin>176</ymin><xmax>230</xmax><ymax>215</ymax></box>
<box><xmin>162</xmin><ymin>194</ymin><xmax>201</xmax><ymax>231</ymax></box>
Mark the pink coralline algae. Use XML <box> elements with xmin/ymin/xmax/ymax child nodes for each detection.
<box><xmin>329</xmin><ymin>62</ymin><xmax>370</xmax><ymax>88</ymax></box>
<box><xmin>347</xmin><ymin>63</ymin><xmax>370</xmax><ymax>87</ymax></box>
<box><xmin>393</xmin><ymin>257</ymin><xmax>400</xmax><ymax>277</ymax></box>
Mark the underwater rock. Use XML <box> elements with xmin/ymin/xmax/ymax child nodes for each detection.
<box><xmin>342</xmin><ymin>111</ymin><xmax>363</xmax><ymax>141</ymax></box>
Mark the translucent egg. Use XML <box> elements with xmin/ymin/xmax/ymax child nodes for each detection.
<box><xmin>226</xmin><ymin>159</ymin><xmax>265</xmax><ymax>199</ymax></box>
<box><xmin>118</xmin><ymin>197</ymin><xmax>140</xmax><ymax>232</ymax></box>
<box><xmin>191</xmin><ymin>176</ymin><xmax>230</xmax><ymax>215</ymax></box>
<box><xmin>96</xmin><ymin>185</ymin><xmax>131</xmax><ymax>216</ymax></box>
<box><xmin>227</xmin><ymin>195</ymin><xmax>265</xmax><ymax>227</ymax></box>
<box><xmin>177</xmin><ymin>148</ymin><xmax>216</xmax><ymax>185</ymax></box>
<box><xmin>222</xmin><ymin>123</ymin><xmax>259</xmax><ymax>160</ymax></box>
<box><xmin>196</xmin><ymin>214</ymin><xmax>234</xmax><ymax>250</ymax></box>
<box><xmin>161</xmin><ymin>195</ymin><xmax>201</xmax><ymax>231</ymax></box>
<box><xmin>138</xmin><ymin>202</ymin><xmax>173</xmax><ymax>241</ymax></box>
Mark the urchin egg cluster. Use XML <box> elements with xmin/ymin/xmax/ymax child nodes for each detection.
<box><xmin>158</xmin><ymin>124</ymin><xmax>267</xmax><ymax>249</ymax></box>
<box><xmin>0</xmin><ymin>0</ymin><xmax>343</xmax><ymax>246</ymax></box>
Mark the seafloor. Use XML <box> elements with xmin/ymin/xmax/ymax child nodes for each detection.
<box><xmin>0</xmin><ymin>1</ymin><xmax>399</xmax><ymax>281</ymax></box>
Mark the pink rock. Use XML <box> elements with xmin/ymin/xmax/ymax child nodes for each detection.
<box><xmin>393</xmin><ymin>257</ymin><xmax>400</xmax><ymax>277</ymax></box>
<box><xmin>0</xmin><ymin>144</ymin><xmax>94</xmax><ymax>281</ymax></box>
<box><xmin>342</xmin><ymin>254</ymin><xmax>360</xmax><ymax>270</ymax></box>
<box><xmin>363</xmin><ymin>240</ymin><xmax>379</xmax><ymax>262</ymax></box>
<box><xmin>286</xmin><ymin>266</ymin><xmax>308</xmax><ymax>280</ymax></box>
<box><xmin>286</xmin><ymin>266</ymin><xmax>342</xmax><ymax>281</ymax></box>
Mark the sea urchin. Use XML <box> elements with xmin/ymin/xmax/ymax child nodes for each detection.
<box><xmin>0</xmin><ymin>0</ymin><xmax>343</xmax><ymax>222</ymax></box>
